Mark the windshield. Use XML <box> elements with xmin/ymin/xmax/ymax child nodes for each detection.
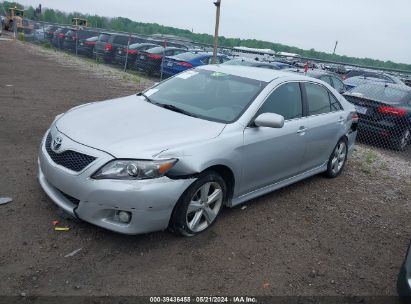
<box><xmin>143</xmin><ymin>69</ymin><xmax>267</xmax><ymax>123</ymax></box>
<box><xmin>348</xmin><ymin>84</ymin><xmax>410</xmax><ymax>103</ymax></box>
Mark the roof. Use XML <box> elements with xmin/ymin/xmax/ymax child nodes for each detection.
<box><xmin>197</xmin><ymin>65</ymin><xmax>312</xmax><ymax>83</ymax></box>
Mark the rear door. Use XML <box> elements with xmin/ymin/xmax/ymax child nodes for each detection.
<box><xmin>300</xmin><ymin>82</ymin><xmax>345</xmax><ymax>172</ymax></box>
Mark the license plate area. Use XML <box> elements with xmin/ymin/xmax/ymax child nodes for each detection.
<box><xmin>355</xmin><ymin>105</ymin><xmax>368</xmax><ymax>115</ymax></box>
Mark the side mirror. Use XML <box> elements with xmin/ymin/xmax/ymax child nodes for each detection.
<box><xmin>254</xmin><ymin>113</ymin><xmax>284</xmax><ymax>128</ymax></box>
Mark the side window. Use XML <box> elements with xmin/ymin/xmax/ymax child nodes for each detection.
<box><xmin>305</xmin><ymin>83</ymin><xmax>332</xmax><ymax>115</ymax></box>
<box><xmin>319</xmin><ymin>75</ymin><xmax>332</xmax><ymax>86</ymax></box>
<box><xmin>331</xmin><ymin>76</ymin><xmax>345</xmax><ymax>93</ymax></box>
<box><xmin>257</xmin><ymin>83</ymin><xmax>303</xmax><ymax>120</ymax></box>
<box><xmin>329</xmin><ymin>93</ymin><xmax>343</xmax><ymax>111</ymax></box>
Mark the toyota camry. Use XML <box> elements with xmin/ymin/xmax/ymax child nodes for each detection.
<box><xmin>38</xmin><ymin>65</ymin><xmax>358</xmax><ymax>236</ymax></box>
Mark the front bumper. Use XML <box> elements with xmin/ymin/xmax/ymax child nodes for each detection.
<box><xmin>38</xmin><ymin>130</ymin><xmax>195</xmax><ymax>235</ymax></box>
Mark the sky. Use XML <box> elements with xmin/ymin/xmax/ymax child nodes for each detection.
<box><xmin>14</xmin><ymin>0</ymin><xmax>411</xmax><ymax>64</ymax></box>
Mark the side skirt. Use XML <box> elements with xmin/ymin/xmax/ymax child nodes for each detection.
<box><xmin>229</xmin><ymin>163</ymin><xmax>327</xmax><ymax>207</ymax></box>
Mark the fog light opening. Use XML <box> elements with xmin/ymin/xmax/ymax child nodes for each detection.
<box><xmin>116</xmin><ymin>211</ymin><xmax>132</xmax><ymax>223</ymax></box>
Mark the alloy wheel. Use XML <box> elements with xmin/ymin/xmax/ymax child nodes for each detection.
<box><xmin>331</xmin><ymin>141</ymin><xmax>346</xmax><ymax>175</ymax></box>
<box><xmin>186</xmin><ymin>182</ymin><xmax>223</xmax><ymax>233</ymax></box>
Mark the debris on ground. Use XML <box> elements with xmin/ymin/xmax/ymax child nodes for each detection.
<box><xmin>0</xmin><ymin>197</ymin><xmax>13</xmax><ymax>205</ymax></box>
<box><xmin>54</xmin><ymin>227</ymin><xmax>70</xmax><ymax>231</ymax></box>
<box><xmin>64</xmin><ymin>248</ymin><xmax>82</xmax><ymax>258</ymax></box>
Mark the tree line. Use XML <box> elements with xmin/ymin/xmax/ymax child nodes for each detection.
<box><xmin>3</xmin><ymin>1</ymin><xmax>411</xmax><ymax>72</ymax></box>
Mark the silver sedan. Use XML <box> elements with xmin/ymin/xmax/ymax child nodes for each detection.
<box><xmin>38</xmin><ymin>65</ymin><xmax>358</xmax><ymax>236</ymax></box>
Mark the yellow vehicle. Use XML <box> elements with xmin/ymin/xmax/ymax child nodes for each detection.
<box><xmin>3</xmin><ymin>7</ymin><xmax>32</xmax><ymax>33</ymax></box>
<box><xmin>72</xmin><ymin>18</ymin><xmax>88</xmax><ymax>28</ymax></box>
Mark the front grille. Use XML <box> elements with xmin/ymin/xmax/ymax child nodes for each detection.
<box><xmin>58</xmin><ymin>190</ymin><xmax>80</xmax><ymax>206</ymax></box>
<box><xmin>45</xmin><ymin>132</ymin><xmax>96</xmax><ymax>172</ymax></box>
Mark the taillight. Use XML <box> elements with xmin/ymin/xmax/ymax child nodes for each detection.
<box><xmin>177</xmin><ymin>61</ymin><xmax>193</xmax><ymax>68</ymax></box>
<box><xmin>105</xmin><ymin>43</ymin><xmax>113</xmax><ymax>51</ymax></box>
<box><xmin>342</xmin><ymin>75</ymin><xmax>347</xmax><ymax>80</ymax></box>
<box><xmin>377</xmin><ymin>106</ymin><xmax>407</xmax><ymax>117</ymax></box>
<box><xmin>351</xmin><ymin>111</ymin><xmax>359</xmax><ymax>122</ymax></box>
<box><xmin>47</xmin><ymin>31</ymin><xmax>53</xmax><ymax>35</ymax></box>
<box><xmin>58</xmin><ymin>33</ymin><xmax>64</xmax><ymax>38</ymax></box>
<box><xmin>84</xmin><ymin>41</ymin><xmax>96</xmax><ymax>46</ymax></box>
<box><xmin>128</xmin><ymin>49</ymin><xmax>138</xmax><ymax>55</ymax></box>
<box><xmin>147</xmin><ymin>54</ymin><xmax>162</xmax><ymax>59</ymax></box>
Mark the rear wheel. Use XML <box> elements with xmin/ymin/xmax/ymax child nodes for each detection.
<box><xmin>170</xmin><ymin>171</ymin><xmax>226</xmax><ymax>237</ymax></box>
<box><xmin>394</xmin><ymin>128</ymin><xmax>411</xmax><ymax>151</ymax></box>
<box><xmin>325</xmin><ymin>138</ymin><xmax>348</xmax><ymax>178</ymax></box>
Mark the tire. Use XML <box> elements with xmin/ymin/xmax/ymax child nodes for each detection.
<box><xmin>394</xmin><ymin>128</ymin><xmax>411</xmax><ymax>151</ymax></box>
<box><xmin>325</xmin><ymin>138</ymin><xmax>348</xmax><ymax>178</ymax></box>
<box><xmin>170</xmin><ymin>171</ymin><xmax>226</xmax><ymax>237</ymax></box>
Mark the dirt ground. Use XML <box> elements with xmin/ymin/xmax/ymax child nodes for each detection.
<box><xmin>0</xmin><ymin>39</ymin><xmax>411</xmax><ymax>298</ymax></box>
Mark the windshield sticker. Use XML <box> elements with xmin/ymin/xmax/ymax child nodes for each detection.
<box><xmin>210</xmin><ymin>72</ymin><xmax>228</xmax><ymax>78</ymax></box>
<box><xmin>144</xmin><ymin>88</ymin><xmax>159</xmax><ymax>96</ymax></box>
<box><xmin>176</xmin><ymin>71</ymin><xmax>199</xmax><ymax>79</ymax></box>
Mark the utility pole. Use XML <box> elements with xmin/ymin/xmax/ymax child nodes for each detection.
<box><xmin>333</xmin><ymin>40</ymin><xmax>338</xmax><ymax>55</ymax></box>
<box><xmin>212</xmin><ymin>0</ymin><xmax>221</xmax><ymax>64</ymax></box>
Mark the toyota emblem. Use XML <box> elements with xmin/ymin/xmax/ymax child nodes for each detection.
<box><xmin>52</xmin><ymin>136</ymin><xmax>63</xmax><ymax>151</ymax></box>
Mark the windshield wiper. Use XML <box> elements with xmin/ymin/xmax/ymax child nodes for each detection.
<box><xmin>158</xmin><ymin>104</ymin><xmax>198</xmax><ymax>118</ymax></box>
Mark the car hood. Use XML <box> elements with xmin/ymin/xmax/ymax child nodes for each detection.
<box><xmin>56</xmin><ymin>95</ymin><xmax>226</xmax><ymax>158</ymax></box>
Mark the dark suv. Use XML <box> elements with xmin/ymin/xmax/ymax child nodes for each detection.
<box><xmin>95</xmin><ymin>33</ymin><xmax>145</xmax><ymax>63</ymax></box>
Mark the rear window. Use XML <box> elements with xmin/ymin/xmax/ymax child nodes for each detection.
<box><xmin>78</xmin><ymin>31</ymin><xmax>96</xmax><ymax>39</ymax></box>
<box><xmin>349</xmin><ymin>84</ymin><xmax>410</xmax><ymax>103</ymax></box>
<box><xmin>112</xmin><ymin>35</ymin><xmax>129</xmax><ymax>45</ymax></box>
<box><xmin>98</xmin><ymin>34</ymin><xmax>111</xmax><ymax>42</ymax></box>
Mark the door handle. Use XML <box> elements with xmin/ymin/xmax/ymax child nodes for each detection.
<box><xmin>297</xmin><ymin>127</ymin><xmax>308</xmax><ymax>134</ymax></box>
<box><xmin>338</xmin><ymin>117</ymin><xmax>345</xmax><ymax>123</ymax></box>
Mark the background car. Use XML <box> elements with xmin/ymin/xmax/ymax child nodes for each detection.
<box><xmin>134</xmin><ymin>46</ymin><xmax>187</xmax><ymax>75</ymax></box>
<box><xmin>344</xmin><ymin>83</ymin><xmax>411</xmax><ymax>150</ymax></box>
<box><xmin>94</xmin><ymin>33</ymin><xmax>145</xmax><ymax>63</ymax></box>
<box><xmin>161</xmin><ymin>52</ymin><xmax>230</xmax><ymax>78</ymax></box>
<box><xmin>114</xmin><ymin>42</ymin><xmax>159</xmax><ymax>67</ymax></box>
<box><xmin>77</xmin><ymin>36</ymin><xmax>98</xmax><ymax>57</ymax></box>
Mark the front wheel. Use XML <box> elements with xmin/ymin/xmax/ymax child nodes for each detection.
<box><xmin>170</xmin><ymin>171</ymin><xmax>226</xmax><ymax>237</ymax></box>
<box><xmin>325</xmin><ymin>138</ymin><xmax>348</xmax><ymax>178</ymax></box>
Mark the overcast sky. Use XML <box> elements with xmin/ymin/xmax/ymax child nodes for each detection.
<box><xmin>15</xmin><ymin>0</ymin><xmax>411</xmax><ymax>64</ymax></box>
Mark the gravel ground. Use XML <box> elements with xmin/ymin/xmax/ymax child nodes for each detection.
<box><xmin>0</xmin><ymin>39</ymin><xmax>410</xmax><ymax>298</ymax></box>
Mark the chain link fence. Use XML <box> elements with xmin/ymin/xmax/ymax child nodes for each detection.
<box><xmin>4</xmin><ymin>19</ymin><xmax>411</xmax><ymax>155</ymax></box>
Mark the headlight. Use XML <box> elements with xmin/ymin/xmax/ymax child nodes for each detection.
<box><xmin>91</xmin><ymin>159</ymin><xmax>178</xmax><ymax>180</ymax></box>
